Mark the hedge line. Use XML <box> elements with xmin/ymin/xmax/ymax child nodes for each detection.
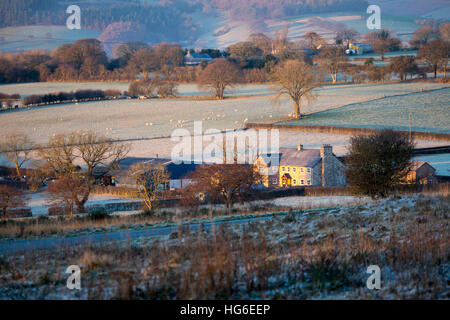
<box><xmin>22</xmin><ymin>89</ymin><xmax>122</xmax><ymax>106</ymax></box>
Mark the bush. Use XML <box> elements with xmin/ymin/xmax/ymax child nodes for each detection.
<box><xmin>346</xmin><ymin>129</ymin><xmax>414</xmax><ymax>198</ymax></box>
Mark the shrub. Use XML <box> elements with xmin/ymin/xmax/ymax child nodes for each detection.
<box><xmin>346</xmin><ymin>129</ymin><xmax>414</xmax><ymax>198</ymax></box>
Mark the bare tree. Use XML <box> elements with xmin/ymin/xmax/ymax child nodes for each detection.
<box><xmin>113</xmin><ymin>42</ymin><xmax>148</xmax><ymax>62</ymax></box>
<box><xmin>38</xmin><ymin>133</ymin><xmax>79</xmax><ymax>178</ymax></box>
<box><xmin>77</xmin><ymin>131</ymin><xmax>130</xmax><ymax>180</ymax></box>
<box><xmin>247</xmin><ymin>33</ymin><xmax>272</xmax><ymax>54</ymax></box>
<box><xmin>127</xmin><ymin>48</ymin><xmax>158</xmax><ymax>79</ymax></box>
<box><xmin>0</xmin><ymin>133</ymin><xmax>35</xmax><ymax>178</ymax></box>
<box><xmin>410</xmin><ymin>25</ymin><xmax>439</xmax><ymax>47</ymax></box>
<box><xmin>188</xmin><ymin>164</ymin><xmax>260</xmax><ymax>214</ymax></box>
<box><xmin>154</xmin><ymin>42</ymin><xmax>184</xmax><ymax>68</ymax></box>
<box><xmin>302</xmin><ymin>32</ymin><xmax>325</xmax><ymax>51</ymax></box>
<box><xmin>0</xmin><ymin>185</ymin><xmax>26</xmax><ymax>220</ymax></box>
<box><xmin>440</xmin><ymin>23</ymin><xmax>450</xmax><ymax>43</ymax></box>
<box><xmin>364</xmin><ymin>29</ymin><xmax>401</xmax><ymax>61</ymax></box>
<box><xmin>47</xmin><ymin>177</ymin><xmax>89</xmax><ymax>217</ymax></box>
<box><xmin>127</xmin><ymin>162</ymin><xmax>169</xmax><ymax>211</ymax></box>
<box><xmin>198</xmin><ymin>59</ymin><xmax>243</xmax><ymax>99</ymax></box>
<box><xmin>335</xmin><ymin>28</ymin><xmax>359</xmax><ymax>48</ymax></box>
<box><xmin>316</xmin><ymin>46</ymin><xmax>348</xmax><ymax>83</ymax></box>
<box><xmin>39</xmin><ymin>132</ymin><xmax>130</xmax><ymax>212</ymax></box>
<box><xmin>389</xmin><ymin>56</ymin><xmax>419</xmax><ymax>81</ymax></box>
<box><xmin>418</xmin><ymin>39</ymin><xmax>449</xmax><ymax>79</ymax></box>
<box><xmin>271</xmin><ymin>59</ymin><xmax>320</xmax><ymax>119</ymax></box>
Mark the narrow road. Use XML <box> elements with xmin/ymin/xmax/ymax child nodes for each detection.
<box><xmin>0</xmin><ymin>210</ymin><xmax>306</xmax><ymax>254</ymax></box>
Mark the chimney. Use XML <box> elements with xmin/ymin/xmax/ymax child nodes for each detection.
<box><xmin>320</xmin><ymin>144</ymin><xmax>332</xmax><ymax>158</ymax></box>
<box><xmin>297</xmin><ymin>144</ymin><xmax>304</xmax><ymax>151</ymax></box>
<box><xmin>320</xmin><ymin>144</ymin><xmax>333</xmax><ymax>187</ymax></box>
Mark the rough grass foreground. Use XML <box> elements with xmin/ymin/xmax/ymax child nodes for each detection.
<box><xmin>0</xmin><ymin>195</ymin><xmax>448</xmax><ymax>299</ymax></box>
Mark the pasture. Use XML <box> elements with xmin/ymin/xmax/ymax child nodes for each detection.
<box><xmin>0</xmin><ymin>82</ymin><xmax>449</xmax><ymax>146</ymax></box>
<box><xmin>281</xmin><ymin>87</ymin><xmax>450</xmax><ymax>133</ymax></box>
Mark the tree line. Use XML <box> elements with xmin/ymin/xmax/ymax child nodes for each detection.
<box><xmin>22</xmin><ymin>89</ymin><xmax>121</xmax><ymax>107</ymax></box>
<box><xmin>2</xmin><ymin>21</ymin><xmax>449</xmax><ymax>85</ymax></box>
<box><xmin>0</xmin><ymin>0</ymin><xmax>199</xmax><ymax>43</ymax></box>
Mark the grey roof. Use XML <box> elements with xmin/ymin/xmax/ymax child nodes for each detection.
<box><xmin>259</xmin><ymin>153</ymin><xmax>281</xmax><ymax>167</ymax></box>
<box><xmin>117</xmin><ymin>157</ymin><xmax>200</xmax><ymax>179</ymax></box>
<box><xmin>279</xmin><ymin>148</ymin><xmax>321</xmax><ymax>167</ymax></box>
<box><xmin>410</xmin><ymin>161</ymin><xmax>435</xmax><ymax>172</ymax></box>
<box><xmin>260</xmin><ymin>148</ymin><xmax>322</xmax><ymax>168</ymax></box>
<box><xmin>186</xmin><ymin>51</ymin><xmax>212</xmax><ymax>59</ymax></box>
<box><xmin>118</xmin><ymin>157</ymin><xmax>171</xmax><ymax>170</ymax></box>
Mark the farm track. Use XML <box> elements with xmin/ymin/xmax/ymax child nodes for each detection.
<box><xmin>0</xmin><ymin>207</ymin><xmax>338</xmax><ymax>254</ymax></box>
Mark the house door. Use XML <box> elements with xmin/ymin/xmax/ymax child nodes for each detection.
<box><xmin>282</xmin><ymin>174</ymin><xmax>292</xmax><ymax>187</ymax></box>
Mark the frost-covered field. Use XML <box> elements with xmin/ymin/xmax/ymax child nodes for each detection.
<box><xmin>27</xmin><ymin>192</ymin><xmax>134</xmax><ymax>217</ymax></box>
<box><xmin>125</xmin><ymin>131</ymin><xmax>450</xmax><ymax>161</ymax></box>
<box><xmin>266</xmin><ymin>12</ymin><xmax>420</xmax><ymax>43</ymax></box>
<box><xmin>282</xmin><ymin>87</ymin><xmax>450</xmax><ymax>133</ymax></box>
<box><xmin>0</xmin><ymin>26</ymin><xmax>101</xmax><ymax>53</ymax></box>
<box><xmin>0</xmin><ymin>195</ymin><xmax>448</xmax><ymax>299</ymax></box>
<box><xmin>0</xmin><ymin>82</ymin><xmax>448</xmax><ymax>145</ymax></box>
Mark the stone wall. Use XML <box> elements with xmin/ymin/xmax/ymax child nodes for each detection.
<box><xmin>321</xmin><ymin>145</ymin><xmax>346</xmax><ymax>187</ymax></box>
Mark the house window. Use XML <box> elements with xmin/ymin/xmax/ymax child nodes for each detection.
<box><xmin>293</xmin><ymin>179</ymin><xmax>296</xmax><ymax>185</ymax></box>
<box><xmin>288</xmin><ymin>167</ymin><xmax>290</xmax><ymax>172</ymax></box>
<box><xmin>307</xmin><ymin>180</ymin><xmax>311</xmax><ymax>185</ymax></box>
<box><xmin>307</xmin><ymin>168</ymin><xmax>311</xmax><ymax>173</ymax></box>
<box><xmin>300</xmin><ymin>168</ymin><xmax>304</xmax><ymax>172</ymax></box>
<box><xmin>300</xmin><ymin>180</ymin><xmax>304</xmax><ymax>185</ymax></box>
<box><xmin>282</xmin><ymin>167</ymin><xmax>285</xmax><ymax>172</ymax></box>
<box><xmin>293</xmin><ymin>167</ymin><xmax>296</xmax><ymax>172</ymax></box>
<box><xmin>273</xmin><ymin>179</ymin><xmax>277</xmax><ymax>184</ymax></box>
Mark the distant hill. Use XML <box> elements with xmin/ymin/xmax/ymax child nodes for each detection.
<box><xmin>0</xmin><ymin>0</ymin><xmax>448</xmax><ymax>53</ymax></box>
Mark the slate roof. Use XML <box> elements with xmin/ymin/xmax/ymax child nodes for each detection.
<box><xmin>117</xmin><ymin>157</ymin><xmax>199</xmax><ymax>179</ymax></box>
<box><xmin>410</xmin><ymin>161</ymin><xmax>435</xmax><ymax>172</ymax></box>
<box><xmin>259</xmin><ymin>147</ymin><xmax>323</xmax><ymax>168</ymax></box>
<box><xmin>278</xmin><ymin>148</ymin><xmax>322</xmax><ymax>167</ymax></box>
<box><xmin>184</xmin><ymin>51</ymin><xmax>213</xmax><ymax>65</ymax></box>
<box><xmin>118</xmin><ymin>157</ymin><xmax>171</xmax><ymax>170</ymax></box>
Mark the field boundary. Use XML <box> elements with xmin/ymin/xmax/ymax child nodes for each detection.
<box><xmin>244</xmin><ymin>123</ymin><xmax>450</xmax><ymax>141</ymax></box>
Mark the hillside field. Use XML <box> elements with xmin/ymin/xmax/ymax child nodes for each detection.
<box><xmin>281</xmin><ymin>87</ymin><xmax>450</xmax><ymax>134</ymax></box>
<box><xmin>0</xmin><ymin>82</ymin><xmax>449</xmax><ymax>145</ymax></box>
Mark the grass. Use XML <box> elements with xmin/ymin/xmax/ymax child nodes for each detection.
<box><xmin>0</xmin><ymin>194</ymin><xmax>448</xmax><ymax>299</ymax></box>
